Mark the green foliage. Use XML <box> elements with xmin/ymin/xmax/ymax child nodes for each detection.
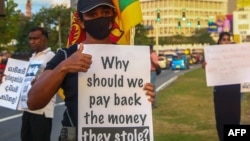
<box><xmin>134</xmin><ymin>24</ymin><xmax>154</xmax><ymax>45</ymax></box>
<box><xmin>18</xmin><ymin>5</ymin><xmax>73</xmax><ymax>51</ymax></box>
<box><xmin>0</xmin><ymin>2</ymin><xmax>216</xmax><ymax>53</ymax></box>
<box><xmin>15</xmin><ymin>17</ymin><xmax>35</xmax><ymax>52</ymax></box>
<box><xmin>0</xmin><ymin>2</ymin><xmax>72</xmax><ymax>52</ymax></box>
<box><xmin>158</xmin><ymin>28</ymin><xmax>216</xmax><ymax>45</ymax></box>
<box><xmin>192</xmin><ymin>28</ymin><xmax>217</xmax><ymax>45</ymax></box>
<box><xmin>31</xmin><ymin>5</ymin><xmax>72</xmax><ymax>51</ymax></box>
<box><xmin>0</xmin><ymin>0</ymin><xmax>23</xmax><ymax>52</ymax></box>
<box><xmin>133</xmin><ymin>25</ymin><xmax>216</xmax><ymax>46</ymax></box>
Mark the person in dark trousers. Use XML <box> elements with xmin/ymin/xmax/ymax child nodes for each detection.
<box><xmin>203</xmin><ymin>32</ymin><xmax>241</xmax><ymax>141</ymax></box>
<box><xmin>27</xmin><ymin>0</ymin><xmax>155</xmax><ymax>140</ymax></box>
<box><xmin>21</xmin><ymin>27</ymin><xmax>55</xmax><ymax>141</ymax></box>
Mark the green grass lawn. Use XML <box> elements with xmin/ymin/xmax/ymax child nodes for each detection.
<box><xmin>153</xmin><ymin>68</ymin><xmax>250</xmax><ymax>141</ymax></box>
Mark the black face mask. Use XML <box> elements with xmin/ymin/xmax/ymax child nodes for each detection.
<box><xmin>84</xmin><ymin>16</ymin><xmax>114</xmax><ymax>40</ymax></box>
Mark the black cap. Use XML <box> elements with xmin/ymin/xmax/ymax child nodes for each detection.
<box><xmin>78</xmin><ymin>0</ymin><xmax>115</xmax><ymax>13</ymax></box>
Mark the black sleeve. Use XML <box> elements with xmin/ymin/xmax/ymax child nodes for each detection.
<box><xmin>45</xmin><ymin>44</ymin><xmax>78</xmax><ymax>70</ymax></box>
<box><xmin>45</xmin><ymin>48</ymin><xmax>66</xmax><ymax>70</ymax></box>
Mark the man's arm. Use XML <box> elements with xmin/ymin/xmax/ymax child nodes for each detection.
<box><xmin>27</xmin><ymin>44</ymin><xmax>92</xmax><ymax>110</ymax></box>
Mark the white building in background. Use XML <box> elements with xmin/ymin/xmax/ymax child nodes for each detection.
<box><xmin>233</xmin><ymin>1</ymin><xmax>250</xmax><ymax>43</ymax></box>
<box><xmin>139</xmin><ymin>0</ymin><xmax>228</xmax><ymax>38</ymax></box>
<box><xmin>233</xmin><ymin>10</ymin><xmax>250</xmax><ymax>43</ymax></box>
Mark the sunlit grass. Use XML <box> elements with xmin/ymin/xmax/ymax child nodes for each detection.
<box><xmin>153</xmin><ymin>68</ymin><xmax>250</xmax><ymax>141</ymax></box>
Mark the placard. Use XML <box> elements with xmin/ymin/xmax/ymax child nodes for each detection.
<box><xmin>78</xmin><ymin>44</ymin><xmax>153</xmax><ymax>141</ymax></box>
<box><xmin>241</xmin><ymin>83</ymin><xmax>250</xmax><ymax>92</ymax></box>
<box><xmin>18</xmin><ymin>60</ymin><xmax>43</xmax><ymax>110</ymax></box>
<box><xmin>0</xmin><ymin>58</ymin><xmax>29</xmax><ymax>109</ymax></box>
<box><xmin>204</xmin><ymin>43</ymin><xmax>250</xmax><ymax>86</ymax></box>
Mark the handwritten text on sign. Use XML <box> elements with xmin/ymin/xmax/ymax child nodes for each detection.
<box><xmin>78</xmin><ymin>44</ymin><xmax>153</xmax><ymax>141</ymax></box>
<box><xmin>204</xmin><ymin>43</ymin><xmax>250</xmax><ymax>86</ymax></box>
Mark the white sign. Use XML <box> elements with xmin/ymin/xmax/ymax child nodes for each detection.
<box><xmin>0</xmin><ymin>58</ymin><xmax>29</xmax><ymax>110</ymax></box>
<box><xmin>78</xmin><ymin>44</ymin><xmax>153</xmax><ymax>141</ymax></box>
<box><xmin>18</xmin><ymin>60</ymin><xmax>43</xmax><ymax>110</ymax></box>
<box><xmin>204</xmin><ymin>43</ymin><xmax>250</xmax><ymax>86</ymax></box>
<box><xmin>241</xmin><ymin>83</ymin><xmax>250</xmax><ymax>92</ymax></box>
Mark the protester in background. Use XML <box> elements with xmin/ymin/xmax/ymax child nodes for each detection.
<box><xmin>27</xmin><ymin>0</ymin><xmax>155</xmax><ymax>140</ymax></box>
<box><xmin>150</xmin><ymin>44</ymin><xmax>159</xmax><ymax>108</ymax></box>
<box><xmin>202</xmin><ymin>32</ymin><xmax>241</xmax><ymax>141</ymax></box>
<box><xmin>21</xmin><ymin>27</ymin><xmax>56</xmax><ymax>141</ymax></box>
<box><xmin>0</xmin><ymin>51</ymin><xmax>8</xmax><ymax>85</ymax></box>
<box><xmin>1</xmin><ymin>51</ymin><xmax>10</xmax><ymax>63</ymax></box>
<box><xmin>0</xmin><ymin>63</ymin><xmax>6</xmax><ymax>84</ymax></box>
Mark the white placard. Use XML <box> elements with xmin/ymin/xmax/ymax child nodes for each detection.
<box><xmin>18</xmin><ymin>60</ymin><xmax>43</xmax><ymax>110</ymax></box>
<box><xmin>78</xmin><ymin>44</ymin><xmax>153</xmax><ymax>141</ymax></box>
<box><xmin>0</xmin><ymin>58</ymin><xmax>29</xmax><ymax>110</ymax></box>
<box><xmin>241</xmin><ymin>83</ymin><xmax>250</xmax><ymax>92</ymax></box>
<box><xmin>204</xmin><ymin>43</ymin><xmax>250</xmax><ymax>86</ymax></box>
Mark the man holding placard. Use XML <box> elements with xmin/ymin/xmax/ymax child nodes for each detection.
<box><xmin>20</xmin><ymin>27</ymin><xmax>55</xmax><ymax>141</ymax></box>
<box><xmin>27</xmin><ymin>0</ymin><xmax>155</xmax><ymax>141</ymax></box>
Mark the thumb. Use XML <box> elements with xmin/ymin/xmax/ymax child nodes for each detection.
<box><xmin>78</xmin><ymin>43</ymin><xmax>84</xmax><ymax>53</ymax></box>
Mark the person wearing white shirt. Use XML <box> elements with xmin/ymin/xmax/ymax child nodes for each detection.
<box><xmin>21</xmin><ymin>27</ymin><xmax>55</xmax><ymax>141</ymax></box>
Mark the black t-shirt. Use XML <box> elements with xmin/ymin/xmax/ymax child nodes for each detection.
<box><xmin>214</xmin><ymin>84</ymin><xmax>240</xmax><ymax>94</ymax></box>
<box><xmin>213</xmin><ymin>84</ymin><xmax>241</xmax><ymax>101</ymax></box>
<box><xmin>45</xmin><ymin>44</ymin><xmax>78</xmax><ymax>126</ymax></box>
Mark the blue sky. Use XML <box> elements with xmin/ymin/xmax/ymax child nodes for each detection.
<box><xmin>15</xmin><ymin>0</ymin><xmax>70</xmax><ymax>14</ymax></box>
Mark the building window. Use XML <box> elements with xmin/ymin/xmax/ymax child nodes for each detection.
<box><xmin>239</xmin><ymin>14</ymin><xmax>247</xmax><ymax>20</ymax></box>
<box><xmin>238</xmin><ymin>24</ymin><xmax>249</xmax><ymax>30</ymax></box>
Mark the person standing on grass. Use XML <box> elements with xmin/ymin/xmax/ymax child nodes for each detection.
<box><xmin>27</xmin><ymin>0</ymin><xmax>155</xmax><ymax>140</ymax></box>
<box><xmin>202</xmin><ymin>31</ymin><xmax>241</xmax><ymax>141</ymax></box>
<box><xmin>150</xmin><ymin>44</ymin><xmax>159</xmax><ymax>108</ymax></box>
<box><xmin>21</xmin><ymin>27</ymin><xmax>56</xmax><ymax>141</ymax></box>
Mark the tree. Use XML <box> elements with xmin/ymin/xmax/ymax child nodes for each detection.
<box><xmin>0</xmin><ymin>0</ymin><xmax>23</xmax><ymax>52</ymax></box>
<box><xmin>17</xmin><ymin>5</ymin><xmax>73</xmax><ymax>51</ymax></box>
<box><xmin>0</xmin><ymin>2</ymin><xmax>73</xmax><ymax>52</ymax></box>
<box><xmin>157</xmin><ymin>28</ymin><xmax>216</xmax><ymax>45</ymax></box>
<box><xmin>192</xmin><ymin>28</ymin><xmax>216</xmax><ymax>45</ymax></box>
<box><xmin>134</xmin><ymin>24</ymin><xmax>153</xmax><ymax>45</ymax></box>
